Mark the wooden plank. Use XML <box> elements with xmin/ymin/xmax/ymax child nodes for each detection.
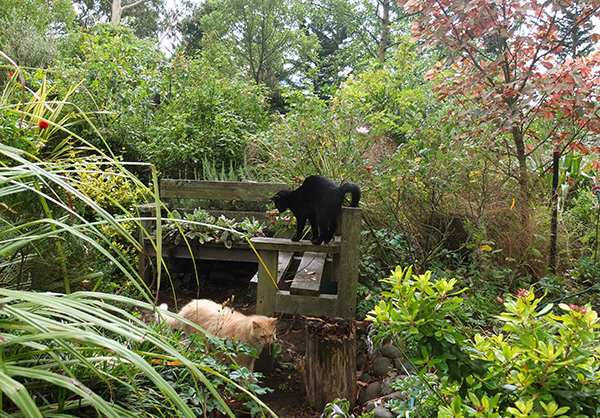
<box><xmin>250</xmin><ymin>252</ymin><xmax>294</xmax><ymax>287</ymax></box>
<box><xmin>250</xmin><ymin>237</ymin><xmax>341</xmax><ymax>254</ymax></box>
<box><xmin>161</xmin><ymin>179</ymin><xmax>286</xmax><ymax>201</ymax></box>
<box><xmin>336</xmin><ymin>207</ymin><xmax>362</xmax><ymax>318</ymax></box>
<box><xmin>290</xmin><ymin>252</ymin><xmax>326</xmax><ymax>296</ymax></box>
<box><xmin>143</xmin><ymin>239</ymin><xmax>259</xmax><ymax>263</ymax></box>
<box><xmin>256</xmin><ymin>250</ymin><xmax>278</xmax><ymax>316</ymax></box>
<box><xmin>275</xmin><ymin>292</ymin><xmax>338</xmax><ymax>316</ymax></box>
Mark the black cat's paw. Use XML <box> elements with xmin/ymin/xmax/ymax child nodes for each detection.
<box><xmin>311</xmin><ymin>238</ymin><xmax>323</xmax><ymax>245</ymax></box>
<box><xmin>291</xmin><ymin>235</ymin><xmax>301</xmax><ymax>242</ymax></box>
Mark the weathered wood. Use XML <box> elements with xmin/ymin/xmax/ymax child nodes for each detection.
<box><xmin>336</xmin><ymin>207</ymin><xmax>362</xmax><ymax>317</ymax></box>
<box><xmin>143</xmin><ymin>239</ymin><xmax>260</xmax><ymax>263</ymax></box>
<box><xmin>161</xmin><ymin>179</ymin><xmax>286</xmax><ymax>201</ymax></box>
<box><xmin>275</xmin><ymin>292</ymin><xmax>337</xmax><ymax>316</ymax></box>
<box><xmin>304</xmin><ymin>317</ymin><xmax>357</xmax><ymax>411</ymax></box>
<box><xmin>250</xmin><ymin>252</ymin><xmax>294</xmax><ymax>287</ymax></box>
<box><xmin>250</xmin><ymin>237</ymin><xmax>341</xmax><ymax>254</ymax></box>
<box><xmin>290</xmin><ymin>252</ymin><xmax>326</xmax><ymax>296</ymax></box>
<box><xmin>138</xmin><ymin>178</ymin><xmax>362</xmax><ymax>319</ymax></box>
<box><xmin>256</xmin><ymin>249</ymin><xmax>278</xmax><ymax>317</ymax></box>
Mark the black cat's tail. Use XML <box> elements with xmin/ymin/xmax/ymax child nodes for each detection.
<box><xmin>339</xmin><ymin>182</ymin><xmax>361</xmax><ymax>207</ymax></box>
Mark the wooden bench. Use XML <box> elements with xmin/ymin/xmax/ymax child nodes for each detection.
<box><xmin>138</xmin><ymin>179</ymin><xmax>362</xmax><ymax>318</ymax></box>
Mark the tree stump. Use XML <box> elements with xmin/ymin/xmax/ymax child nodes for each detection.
<box><xmin>304</xmin><ymin>317</ymin><xmax>357</xmax><ymax>411</ymax></box>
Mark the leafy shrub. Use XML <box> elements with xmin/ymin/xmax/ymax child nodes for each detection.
<box><xmin>256</xmin><ymin>89</ymin><xmax>373</xmax><ymax>184</ymax></box>
<box><xmin>367</xmin><ymin>266</ymin><xmax>600</xmax><ymax>418</ymax></box>
<box><xmin>0</xmin><ymin>290</ymin><xmax>272</xmax><ymax>418</ymax></box>
<box><xmin>141</xmin><ymin>54</ymin><xmax>271</xmax><ymax>178</ymax></box>
<box><xmin>385</xmin><ymin>374</ymin><xmax>441</xmax><ymax>417</ymax></box>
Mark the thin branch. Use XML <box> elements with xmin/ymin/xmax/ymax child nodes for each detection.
<box><xmin>121</xmin><ymin>0</ymin><xmax>151</xmax><ymax>12</ymax></box>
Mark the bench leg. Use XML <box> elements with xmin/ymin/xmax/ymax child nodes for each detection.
<box><xmin>256</xmin><ymin>250</ymin><xmax>278</xmax><ymax>317</ymax></box>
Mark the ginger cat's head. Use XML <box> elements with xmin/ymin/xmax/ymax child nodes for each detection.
<box><xmin>250</xmin><ymin>317</ymin><xmax>277</xmax><ymax>348</ymax></box>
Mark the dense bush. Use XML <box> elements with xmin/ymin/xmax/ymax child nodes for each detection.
<box><xmin>57</xmin><ymin>26</ymin><xmax>271</xmax><ymax>178</ymax></box>
<box><xmin>368</xmin><ymin>266</ymin><xmax>600</xmax><ymax>418</ymax></box>
<box><xmin>142</xmin><ymin>54</ymin><xmax>271</xmax><ymax>178</ymax></box>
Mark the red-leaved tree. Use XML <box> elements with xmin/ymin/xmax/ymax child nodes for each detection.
<box><xmin>402</xmin><ymin>0</ymin><xmax>600</xmax><ymax>229</ymax></box>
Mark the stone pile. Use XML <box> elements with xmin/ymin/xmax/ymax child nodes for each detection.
<box><xmin>356</xmin><ymin>341</ymin><xmax>417</xmax><ymax>418</ymax></box>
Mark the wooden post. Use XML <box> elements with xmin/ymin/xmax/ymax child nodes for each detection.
<box><xmin>255</xmin><ymin>249</ymin><xmax>278</xmax><ymax>317</ymax></box>
<box><xmin>304</xmin><ymin>317</ymin><xmax>357</xmax><ymax>411</ymax></box>
<box><xmin>254</xmin><ymin>248</ymin><xmax>279</xmax><ymax>373</ymax></box>
<box><xmin>137</xmin><ymin>203</ymin><xmax>155</xmax><ymax>285</ymax></box>
<box><xmin>337</xmin><ymin>207</ymin><xmax>362</xmax><ymax>317</ymax></box>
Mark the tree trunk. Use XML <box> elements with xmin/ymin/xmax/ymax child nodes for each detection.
<box><xmin>378</xmin><ymin>0</ymin><xmax>390</xmax><ymax>63</ymax></box>
<box><xmin>111</xmin><ymin>0</ymin><xmax>122</xmax><ymax>25</ymax></box>
<box><xmin>304</xmin><ymin>317</ymin><xmax>356</xmax><ymax>411</ymax></box>
<box><xmin>512</xmin><ymin>125</ymin><xmax>531</xmax><ymax>217</ymax></box>
<box><xmin>111</xmin><ymin>0</ymin><xmax>150</xmax><ymax>26</ymax></box>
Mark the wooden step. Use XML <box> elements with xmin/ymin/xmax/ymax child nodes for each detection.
<box><xmin>290</xmin><ymin>252</ymin><xmax>327</xmax><ymax>296</ymax></box>
<box><xmin>250</xmin><ymin>252</ymin><xmax>294</xmax><ymax>287</ymax></box>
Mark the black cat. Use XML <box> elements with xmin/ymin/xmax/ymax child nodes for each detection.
<box><xmin>270</xmin><ymin>175</ymin><xmax>361</xmax><ymax>245</ymax></box>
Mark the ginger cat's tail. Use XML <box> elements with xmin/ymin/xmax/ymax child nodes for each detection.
<box><xmin>155</xmin><ymin>303</ymin><xmax>182</xmax><ymax>329</ymax></box>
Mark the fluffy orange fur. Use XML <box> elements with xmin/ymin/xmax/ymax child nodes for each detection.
<box><xmin>157</xmin><ymin>299</ymin><xmax>277</xmax><ymax>372</ymax></box>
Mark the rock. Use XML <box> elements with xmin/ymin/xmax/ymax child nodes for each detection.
<box><xmin>358</xmin><ymin>381</ymin><xmax>382</xmax><ymax>405</ymax></box>
<box><xmin>359</xmin><ymin>372</ymin><xmax>372</xmax><ymax>383</ymax></box>
<box><xmin>357</xmin><ymin>352</ymin><xmax>366</xmax><ymax>369</ymax></box>
<box><xmin>373</xmin><ymin>405</ymin><xmax>395</xmax><ymax>418</ymax></box>
<box><xmin>381</xmin><ymin>391</ymin><xmax>404</xmax><ymax>402</ymax></box>
<box><xmin>373</xmin><ymin>356</ymin><xmax>393</xmax><ymax>377</ymax></box>
<box><xmin>366</xmin><ymin>401</ymin><xmax>376</xmax><ymax>413</ymax></box>
<box><xmin>380</xmin><ymin>344</ymin><xmax>402</xmax><ymax>359</ymax></box>
<box><xmin>368</xmin><ymin>349</ymin><xmax>379</xmax><ymax>361</ymax></box>
<box><xmin>381</xmin><ymin>376</ymin><xmax>394</xmax><ymax>396</ymax></box>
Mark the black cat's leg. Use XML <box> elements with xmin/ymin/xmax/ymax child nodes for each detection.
<box><xmin>308</xmin><ymin>215</ymin><xmax>319</xmax><ymax>243</ymax></box>
<box><xmin>311</xmin><ymin>216</ymin><xmax>326</xmax><ymax>245</ymax></box>
<box><xmin>292</xmin><ymin>216</ymin><xmax>307</xmax><ymax>241</ymax></box>
<box><xmin>323</xmin><ymin>218</ymin><xmax>337</xmax><ymax>244</ymax></box>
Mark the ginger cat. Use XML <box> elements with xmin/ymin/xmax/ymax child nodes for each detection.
<box><xmin>157</xmin><ymin>299</ymin><xmax>277</xmax><ymax>372</ymax></box>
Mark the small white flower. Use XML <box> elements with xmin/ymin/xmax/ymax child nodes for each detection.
<box><xmin>356</xmin><ymin>126</ymin><xmax>369</xmax><ymax>134</ymax></box>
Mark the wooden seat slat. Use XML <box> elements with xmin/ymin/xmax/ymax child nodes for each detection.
<box><xmin>290</xmin><ymin>252</ymin><xmax>326</xmax><ymax>296</ymax></box>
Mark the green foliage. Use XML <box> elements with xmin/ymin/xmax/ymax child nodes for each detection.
<box><xmin>336</xmin><ymin>39</ymin><xmax>435</xmax><ymax>144</ymax></box>
<box><xmin>164</xmin><ymin>209</ymin><xmax>266</xmax><ymax>248</ymax></box>
<box><xmin>0</xmin><ymin>0</ymin><xmax>75</xmax><ymax>67</ymax></box>
<box><xmin>359</xmin><ymin>228</ymin><xmax>412</xmax><ymax>285</ymax></box>
<box><xmin>199</xmin><ymin>0</ymin><xmax>315</xmax><ymax>93</ymax></box>
<box><xmin>142</xmin><ymin>55</ymin><xmax>270</xmax><ymax>178</ymax></box>
<box><xmin>259</xmin><ymin>89</ymin><xmax>372</xmax><ymax>184</ymax></box>
<box><xmin>0</xmin><ymin>290</ymin><xmax>273</xmax><ymax>417</ymax></box>
<box><xmin>57</xmin><ymin>24</ymin><xmax>166</xmax><ymax>159</ymax></box>
<box><xmin>368</xmin><ymin>267</ymin><xmax>600</xmax><ymax>418</ymax></box>
<box><xmin>57</xmin><ymin>28</ymin><xmax>271</xmax><ymax>178</ymax></box>
<box><xmin>386</xmin><ymin>374</ymin><xmax>441</xmax><ymax>417</ymax></box>
<box><xmin>367</xmin><ymin>266</ymin><xmax>468</xmax><ymax>372</ymax></box>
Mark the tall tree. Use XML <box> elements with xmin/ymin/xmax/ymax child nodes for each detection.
<box><xmin>110</xmin><ymin>0</ymin><xmax>150</xmax><ymax>26</ymax></box>
<box><xmin>555</xmin><ymin>0</ymin><xmax>596</xmax><ymax>60</ymax></box>
<box><xmin>73</xmin><ymin>0</ymin><xmax>165</xmax><ymax>39</ymax></box>
<box><xmin>200</xmin><ymin>0</ymin><xmax>311</xmax><ymax>95</ymax></box>
<box><xmin>402</xmin><ymin>0</ymin><xmax>600</xmax><ymax>233</ymax></box>
<box><xmin>177</xmin><ymin>1</ymin><xmax>218</xmax><ymax>55</ymax></box>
